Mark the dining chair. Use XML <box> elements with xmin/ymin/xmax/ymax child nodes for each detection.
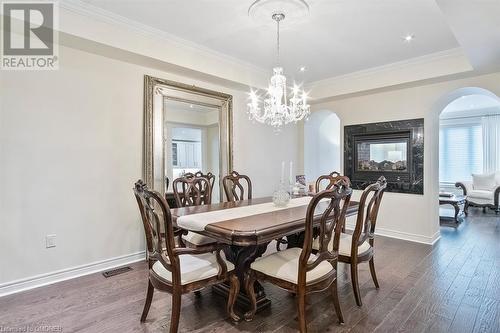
<box><xmin>338</xmin><ymin>176</ymin><xmax>387</xmax><ymax>306</ymax></box>
<box><xmin>243</xmin><ymin>179</ymin><xmax>353</xmax><ymax>332</ymax></box>
<box><xmin>194</xmin><ymin>171</ymin><xmax>216</xmax><ymax>198</ymax></box>
<box><xmin>315</xmin><ymin>171</ymin><xmax>351</xmax><ymax>192</ymax></box>
<box><xmin>133</xmin><ymin>180</ymin><xmax>240</xmax><ymax>332</ymax></box>
<box><xmin>173</xmin><ymin>173</ymin><xmax>212</xmax><ymax>207</ymax></box>
<box><xmin>172</xmin><ymin>174</ymin><xmax>217</xmax><ymax>247</ymax></box>
<box><xmin>312</xmin><ymin>176</ymin><xmax>387</xmax><ymax>306</ymax></box>
<box><xmin>222</xmin><ymin>171</ymin><xmax>252</xmax><ymax>201</ymax></box>
<box><xmin>315</xmin><ymin>172</ymin><xmax>351</xmax><ymax>234</ymax></box>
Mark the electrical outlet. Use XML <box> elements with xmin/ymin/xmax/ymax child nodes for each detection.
<box><xmin>46</xmin><ymin>234</ymin><xmax>56</xmax><ymax>248</ymax></box>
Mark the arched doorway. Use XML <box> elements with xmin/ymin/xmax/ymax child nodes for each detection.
<box><xmin>438</xmin><ymin>87</ymin><xmax>500</xmax><ymax>219</ymax></box>
<box><xmin>303</xmin><ymin>110</ymin><xmax>341</xmax><ymax>183</ymax></box>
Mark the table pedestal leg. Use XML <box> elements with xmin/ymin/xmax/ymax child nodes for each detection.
<box><xmin>212</xmin><ymin>243</ymin><xmax>271</xmax><ymax>312</ymax></box>
<box><xmin>453</xmin><ymin>203</ymin><xmax>460</xmax><ymax>222</ymax></box>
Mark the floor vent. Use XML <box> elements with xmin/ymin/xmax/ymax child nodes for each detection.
<box><xmin>102</xmin><ymin>266</ymin><xmax>132</xmax><ymax>278</ymax></box>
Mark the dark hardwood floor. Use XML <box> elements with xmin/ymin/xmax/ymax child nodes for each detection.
<box><xmin>1</xmin><ymin>209</ymin><xmax>499</xmax><ymax>332</ymax></box>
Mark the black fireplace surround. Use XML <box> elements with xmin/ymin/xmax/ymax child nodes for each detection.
<box><xmin>344</xmin><ymin>118</ymin><xmax>424</xmax><ymax>194</ymax></box>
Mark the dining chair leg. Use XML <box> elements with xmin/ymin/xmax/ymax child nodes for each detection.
<box><xmin>330</xmin><ymin>278</ymin><xmax>344</xmax><ymax>324</ymax></box>
<box><xmin>140</xmin><ymin>280</ymin><xmax>154</xmax><ymax>322</ymax></box>
<box><xmin>296</xmin><ymin>289</ymin><xmax>307</xmax><ymax>333</ymax></box>
<box><xmin>369</xmin><ymin>258</ymin><xmax>380</xmax><ymax>289</ymax></box>
<box><xmin>227</xmin><ymin>273</ymin><xmax>241</xmax><ymax>322</ymax></box>
<box><xmin>170</xmin><ymin>290</ymin><xmax>182</xmax><ymax>333</ymax></box>
<box><xmin>243</xmin><ymin>271</ymin><xmax>257</xmax><ymax>321</ymax></box>
<box><xmin>350</xmin><ymin>263</ymin><xmax>362</xmax><ymax>306</ymax></box>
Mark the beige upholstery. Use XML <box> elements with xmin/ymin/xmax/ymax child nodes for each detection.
<box><xmin>182</xmin><ymin>232</ymin><xmax>216</xmax><ymax>246</ymax></box>
<box><xmin>152</xmin><ymin>253</ymin><xmax>234</xmax><ymax>285</ymax></box>
<box><xmin>472</xmin><ymin>173</ymin><xmax>497</xmax><ymax>190</ymax></box>
<box><xmin>250</xmin><ymin>247</ymin><xmax>334</xmax><ymax>284</ymax></box>
<box><xmin>460</xmin><ymin>173</ymin><xmax>500</xmax><ymax>206</ymax></box>
<box><xmin>312</xmin><ymin>233</ymin><xmax>371</xmax><ymax>256</ymax></box>
<box><xmin>469</xmin><ymin>190</ymin><xmax>494</xmax><ymax>200</ymax></box>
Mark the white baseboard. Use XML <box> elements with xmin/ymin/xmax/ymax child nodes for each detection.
<box><xmin>345</xmin><ymin>223</ymin><xmax>440</xmax><ymax>245</ymax></box>
<box><xmin>0</xmin><ymin>251</ymin><xmax>146</xmax><ymax>297</ymax></box>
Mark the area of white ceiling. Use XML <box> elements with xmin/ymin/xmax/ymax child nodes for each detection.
<box><xmin>165</xmin><ymin>99</ymin><xmax>218</xmax><ymax>114</ymax></box>
<box><xmin>443</xmin><ymin>94</ymin><xmax>500</xmax><ymax>113</ymax></box>
<box><xmin>436</xmin><ymin>0</ymin><xmax>500</xmax><ymax>74</ymax></box>
<box><xmin>79</xmin><ymin>0</ymin><xmax>461</xmax><ymax>83</ymax></box>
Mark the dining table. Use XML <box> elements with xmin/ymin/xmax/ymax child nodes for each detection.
<box><xmin>171</xmin><ymin>196</ymin><xmax>360</xmax><ymax>313</ymax></box>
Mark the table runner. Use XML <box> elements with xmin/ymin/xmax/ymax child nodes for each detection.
<box><xmin>177</xmin><ymin>196</ymin><xmax>313</xmax><ymax>231</ymax></box>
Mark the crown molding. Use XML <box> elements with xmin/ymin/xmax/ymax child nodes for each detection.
<box><xmin>59</xmin><ymin>0</ymin><xmax>268</xmax><ymax>87</ymax></box>
<box><xmin>306</xmin><ymin>47</ymin><xmax>474</xmax><ymax>101</ymax></box>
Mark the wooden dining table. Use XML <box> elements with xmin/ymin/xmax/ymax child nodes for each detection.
<box><xmin>171</xmin><ymin>196</ymin><xmax>360</xmax><ymax>312</ymax></box>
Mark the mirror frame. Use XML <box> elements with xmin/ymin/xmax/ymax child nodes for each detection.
<box><xmin>143</xmin><ymin>75</ymin><xmax>233</xmax><ymax>198</ymax></box>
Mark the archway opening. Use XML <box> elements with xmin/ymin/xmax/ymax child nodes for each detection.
<box><xmin>438</xmin><ymin>88</ymin><xmax>500</xmax><ymax>219</ymax></box>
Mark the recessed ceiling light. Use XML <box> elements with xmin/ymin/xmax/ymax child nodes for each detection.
<box><xmin>403</xmin><ymin>34</ymin><xmax>415</xmax><ymax>43</ymax></box>
<box><xmin>299</xmin><ymin>66</ymin><xmax>306</xmax><ymax>72</ymax></box>
<box><xmin>189</xmin><ymin>104</ymin><xmax>194</xmax><ymax>108</ymax></box>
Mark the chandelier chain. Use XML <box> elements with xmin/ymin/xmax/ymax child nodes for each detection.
<box><xmin>276</xmin><ymin>17</ymin><xmax>280</xmax><ymax>66</ymax></box>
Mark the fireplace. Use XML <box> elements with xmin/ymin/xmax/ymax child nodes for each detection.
<box><xmin>344</xmin><ymin>119</ymin><xmax>424</xmax><ymax>194</ymax></box>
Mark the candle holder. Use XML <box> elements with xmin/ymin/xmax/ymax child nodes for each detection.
<box><xmin>273</xmin><ymin>182</ymin><xmax>291</xmax><ymax>207</ymax></box>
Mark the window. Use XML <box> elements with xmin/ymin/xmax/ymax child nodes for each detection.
<box><xmin>439</xmin><ymin>119</ymin><xmax>483</xmax><ymax>183</ymax></box>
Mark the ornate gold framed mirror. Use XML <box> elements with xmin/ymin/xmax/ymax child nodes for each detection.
<box><xmin>143</xmin><ymin>75</ymin><xmax>233</xmax><ymax>202</ymax></box>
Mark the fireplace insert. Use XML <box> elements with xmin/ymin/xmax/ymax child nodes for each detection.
<box><xmin>344</xmin><ymin>119</ymin><xmax>424</xmax><ymax>194</ymax></box>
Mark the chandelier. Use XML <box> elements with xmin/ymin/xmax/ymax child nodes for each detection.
<box><xmin>247</xmin><ymin>12</ymin><xmax>310</xmax><ymax>130</ymax></box>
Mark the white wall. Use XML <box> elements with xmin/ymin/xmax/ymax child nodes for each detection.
<box><xmin>0</xmin><ymin>45</ymin><xmax>300</xmax><ymax>287</ymax></box>
<box><xmin>304</xmin><ymin>110</ymin><xmax>341</xmax><ymax>184</ymax></box>
<box><xmin>314</xmin><ymin>71</ymin><xmax>500</xmax><ymax>245</ymax></box>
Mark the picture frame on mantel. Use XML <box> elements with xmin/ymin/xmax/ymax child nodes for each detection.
<box><xmin>344</xmin><ymin>118</ymin><xmax>424</xmax><ymax>195</ymax></box>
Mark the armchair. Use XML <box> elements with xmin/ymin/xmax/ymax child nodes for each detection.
<box><xmin>133</xmin><ymin>180</ymin><xmax>239</xmax><ymax>332</ymax></box>
<box><xmin>455</xmin><ymin>172</ymin><xmax>500</xmax><ymax>214</ymax></box>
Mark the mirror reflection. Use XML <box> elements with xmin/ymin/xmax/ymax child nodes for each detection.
<box><xmin>164</xmin><ymin>99</ymin><xmax>220</xmax><ymax>202</ymax></box>
<box><xmin>144</xmin><ymin>76</ymin><xmax>232</xmax><ymax>207</ymax></box>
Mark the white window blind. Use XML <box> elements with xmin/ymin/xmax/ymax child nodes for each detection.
<box><xmin>439</xmin><ymin>119</ymin><xmax>483</xmax><ymax>183</ymax></box>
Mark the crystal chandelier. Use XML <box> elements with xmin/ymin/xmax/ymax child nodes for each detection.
<box><xmin>247</xmin><ymin>13</ymin><xmax>310</xmax><ymax>130</ymax></box>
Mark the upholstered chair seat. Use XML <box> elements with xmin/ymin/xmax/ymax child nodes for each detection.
<box><xmin>312</xmin><ymin>233</ymin><xmax>371</xmax><ymax>256</ymax></box>
<box><xmin>467</xmin><ymin>189</ymin><xmax>494</xmax><ymax>202</ymax></box>
<box><xmin>182</xmin><ymin>232</ymin><xmax>217</xmax><ymax>247</ymax></box>
<box><xmin>152</xmin><ymin>253</ymin><xmax>235</xmax><ymax>285</ymax></box>
<box><xmin>250</xmin><ymin>248</ymin><xmax>334</xmax><ymax>284</ymax></box>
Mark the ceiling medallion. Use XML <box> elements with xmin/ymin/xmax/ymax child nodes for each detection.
<box><xmin>248</xmin><ymin>0</ymin><xmax>310</xmax><ymax>25</ymax></box>
<box><xmin>247</xmin><ymin>1</ymin><xmax>311</xmax><ymax>131</ymax></box>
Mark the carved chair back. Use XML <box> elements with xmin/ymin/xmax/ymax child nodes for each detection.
<box><xmin>315</xmin><ymin>171</ymin><xmax>351</xmax><ymax>192</ymax></box>
<box><xmin>299</xmin><ymin>179</ymin><xmax>352</xmax><ymax>283</ymax></box>
<box><xmin>133</xmin><ymin>180</ymin><xmax>178</xmax><ymax>272</ymax></box>
<box><xmin>194</xmin><ymin>171</ymin><xmax>216</xmax><ymax>197</ymax></box>
<box><xmin>223</xmin><ymin>171</ymin><xmax>252</xmax><ymax>201</ymax></box>
<box><xmin>173</xmin><ymin>174</ymin><xmax>212</xmax><ymax>207</ymax></box>
<box><xmin>351</xmin><ymin>176</ymin><xmax>387</xmax><ymax>253</ymax></box>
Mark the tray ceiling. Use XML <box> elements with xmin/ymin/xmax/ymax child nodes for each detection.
<box><xmin>79</xmin><ymin>0</ymin><xmax>460</xmax><ymax>83</ymax></box>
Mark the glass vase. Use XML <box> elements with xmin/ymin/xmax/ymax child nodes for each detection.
<box><xmin>273</xmin><ymin>183</ymin><xmax>291</xmax><ymax>207</ymax></box>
